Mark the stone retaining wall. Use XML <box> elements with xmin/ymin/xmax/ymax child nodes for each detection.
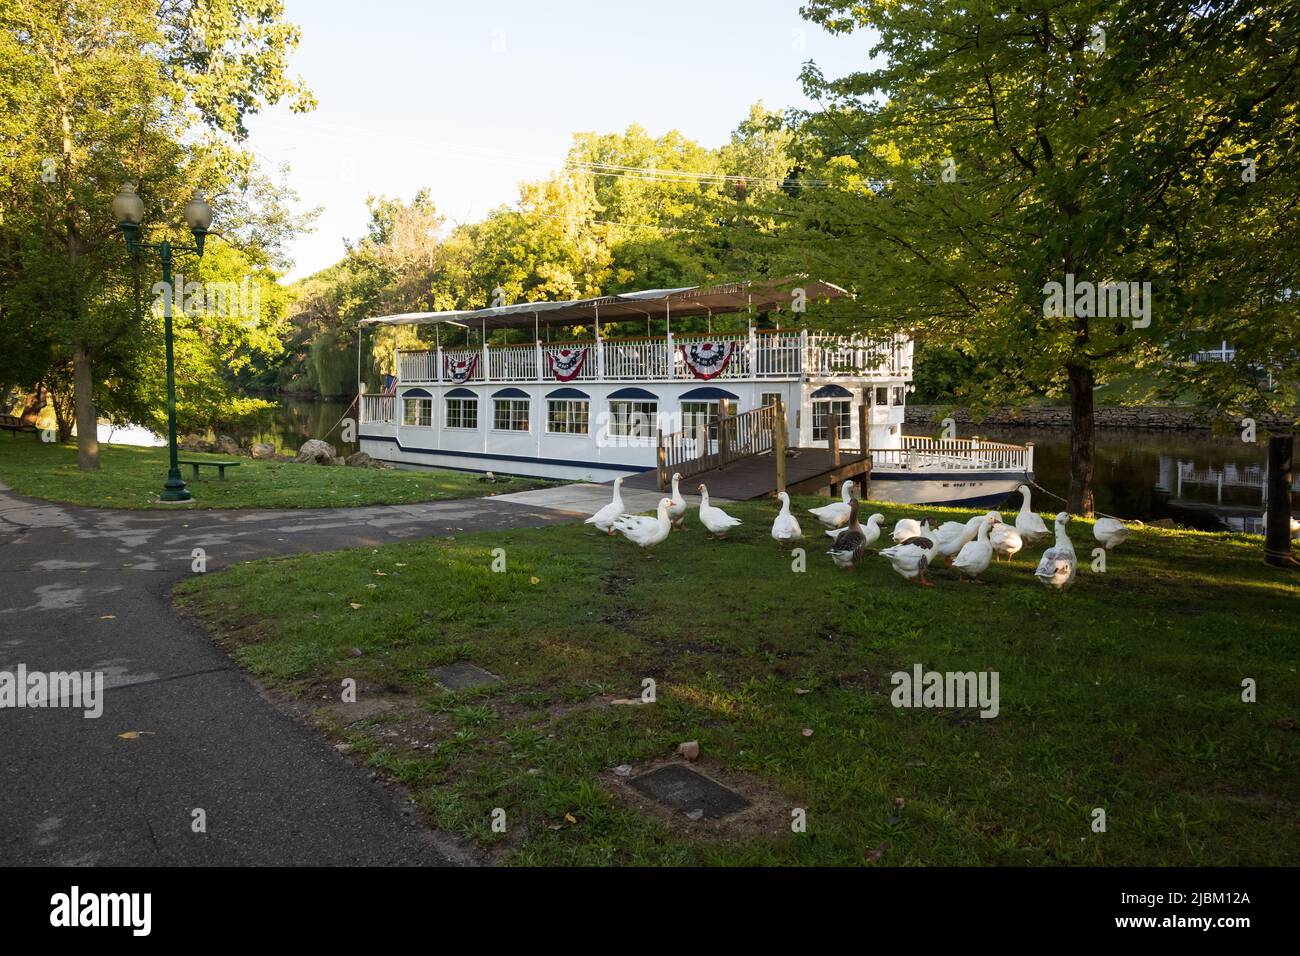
<box><xmin>905</xmin><ymin>405</ymin><xmax>1295</xmax><ymax>431</ymax></box>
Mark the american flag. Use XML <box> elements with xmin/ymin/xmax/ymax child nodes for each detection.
<box><xmin>382</xmin><ymin>374</ymin><xmax>398</xmax><ymax>396</ymax></box>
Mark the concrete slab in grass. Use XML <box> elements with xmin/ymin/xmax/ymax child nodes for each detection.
<box><xmin>429</xmin><ymin>662</ymin><xmax>501</xmax><ymax>691</ymax></box>
<box><xmin>628</xmin><ymin>764</ymin><xmax>751</xmax><ymax>819</ymax></box>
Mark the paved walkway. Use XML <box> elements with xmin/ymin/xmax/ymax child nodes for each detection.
<box><xmin>0</xmin><ymin>482</ymin><xmax>658</xmax><ymax>866</ymax></box>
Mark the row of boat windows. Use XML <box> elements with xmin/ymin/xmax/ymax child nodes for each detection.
<box><xmin>401</xmin><ymin>395</ymin><xmax>832</xmax><ymax>438</ymax></box>
<box><xmin>403</xmin><ymin>396</ymin><xmax>736</xmax><ymax>437</ymax></box>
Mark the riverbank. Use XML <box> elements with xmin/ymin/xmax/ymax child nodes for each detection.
<box><xmin>0</xmin><ymin>441</ymin><xmax>547</xmax><ymax>509</ymax></box>
<box><xmin>907</xmin><ymin>405</ymin><xmax>1296</xmax><ymax>432</ymax></box>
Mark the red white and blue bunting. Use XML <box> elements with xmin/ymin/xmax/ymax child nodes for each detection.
<box><xmin>679</xmin><ymin>341</ymin><xmax>735</xmax><ymax>380</ymax></box>
<box><xmin>546</xmin><ymin>347</ymin><xmax>588</xmax><ymax>382</ymax></box>
<box><xmin>444</xmin><ymin>353</ymin><xmax>479</xmax><ymax>384</ymax></box>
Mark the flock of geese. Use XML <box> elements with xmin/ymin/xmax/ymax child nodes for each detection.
<box><xmin>586</xmin><ymin>474</ymin><xmax>1134</xmax><ymax>590</ymax></box>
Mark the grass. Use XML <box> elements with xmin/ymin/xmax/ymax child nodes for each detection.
<box><xmin>174</xmin><ymin>497</ymin><xmax>1300</xmax><ymax>865</ymax></box>
<box><xmin>0</xmin><ymin>439</ymin><xmax>548</xmax><ymax>509</ymax></box>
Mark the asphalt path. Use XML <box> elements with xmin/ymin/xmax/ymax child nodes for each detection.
<box><xmin>0</xmin><ymin>481</ymin><xmax>656</xmax><ymax>866</ymax></box>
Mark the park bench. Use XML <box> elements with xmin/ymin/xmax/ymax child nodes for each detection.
<box><xmin>0</xmin><ymin>414</ymin><xmax>38</xmax><ymax>438</ymax></box>
<box><xmin>176</xmin><ymin>458</ymin><xmax>241</xmax><ymax>481</ymax></box>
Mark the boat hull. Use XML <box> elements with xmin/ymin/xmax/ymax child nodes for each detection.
<box><xmin>868</xmin><ymin>471</ymin><xmax>1031</xmax><ymax>507</ymax></box>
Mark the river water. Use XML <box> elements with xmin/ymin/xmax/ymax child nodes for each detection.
<box><xmin>117</xmin><ymin>397</ymin><xmax>1283</xmax><ymax>531</ymax></box>
<box><xmin>981</xmin><ymin>425</ymin><xmax>1276</xmax><ymax>532</ymax></box>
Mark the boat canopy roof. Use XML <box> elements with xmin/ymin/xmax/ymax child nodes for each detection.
<box><xmin>359</xmin><ymin>278</ymin><xmax>848</xmax><ymax>332</ymax></box>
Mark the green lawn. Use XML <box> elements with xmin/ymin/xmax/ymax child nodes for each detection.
<box><xmin>0</xmin><ymin>439</ymin><xmax>546</xmax><ymax>508</ymax></box>
<box><xmin>174</xmin><ymin>498</ymin><xmax>1300</xmax><ymax>865</ymax></box>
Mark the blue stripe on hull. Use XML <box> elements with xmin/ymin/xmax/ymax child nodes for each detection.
<box><xmin>359</xmin><ymin>433</ymin><xmax>655</xmax><ymax>473</ymax></box>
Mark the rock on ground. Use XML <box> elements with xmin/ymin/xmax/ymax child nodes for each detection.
<box><xmin>295</xmin><ymin>439</ymin><xmax>337</xmax><ymax>464</ymax></box>
<box><xmin>345</xmin><ymin>451</ymin><xmax>373</xmax><ymax>467</ymax></box>
<box><xmin>180</xmin><ymin>434</ymin><xmax>214</xmax><ymax>452</ymax></box>
<box><xmin>250</xmin><ymin>442</ymin><xmax>277</xmax><ymax>460</ymax></box>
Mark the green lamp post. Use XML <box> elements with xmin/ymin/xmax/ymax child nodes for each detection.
<box><xmin>112</xmin><ymin>183</ymin><xmax>213</xmax><ymax>503</ymax></box>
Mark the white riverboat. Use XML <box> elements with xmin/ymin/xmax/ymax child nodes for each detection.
<box><xmin>356</xmin><ymin>280</ymin><xmax>1032</xmax><ymax>506</ymax></box>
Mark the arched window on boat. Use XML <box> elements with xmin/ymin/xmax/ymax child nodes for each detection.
<box><xmin>402</xmin><ymin>387</ymin><xmax>433</xmax><ymax>427</ymax></box>
<box><xmin>546</xmin><ymin>387</ymin><xmax>590</xmax><ymax>435</ymax></box>
<box><xmin>810</xmin><ymin>384</ymin><xmax>853</xmax><ymax>443</ymax></box>
<box><xmin>678</xmin><ymin>386</ymin><xmax>739</xmax><ymax>442</ymax></box>
<box><xmin>492</xmin><ymin>387</ymin><xmax>531</xmax><ymax>432</ymax></box>
<box><xmin>607</xmin><ymin>387</ymin><xmax>658</xmax><ymax>441</ymax></box>
<box><xmin>445</xmin><ymin>387</ymin><xmax>479</xmax><ymax>430</ymax></box>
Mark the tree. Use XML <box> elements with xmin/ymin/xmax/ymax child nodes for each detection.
<box><xmin>0</xmin><ymin>0</ymin><xmax>313</xmax><ymax>469</ymax></box>
<box><xmin>788</xmin><ymin>0</ymin><xmax>1300</xmax><ymax>514</ymax></box>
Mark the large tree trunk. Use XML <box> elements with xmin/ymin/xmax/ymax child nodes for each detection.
<box><xmin>1263</xmin><ymin>432</ymin><xmax>1296</xmax><ymax>568</ymax></box>
<box><xmin>1066</xmin><ymin>362</ymin><xmax>1095</xmax><ymax>516</ymax></box>
<box><xmin>73</xmin><ymin>343</ymin><xmax>99</xmax><ymax>470</ymax></box>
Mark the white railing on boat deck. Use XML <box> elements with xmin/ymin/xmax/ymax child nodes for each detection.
<box><xmin>489</xmin><ymin>343</ymin><xmax>537</xmax><ymax>381</ymax></box>
<box><xmin>399</xmin><ymin>350</ymin><xmax>438</xmax><ymax>383</ymax></box>
<box><xmin>362</xmin><ymin>395</ymin><xmax>395</xmax><ymax>424</ymax></box>
<box><xmin>392</xmin><ymin>331</ymin><xmax>911</xmax><ymax>385</ymax></box>
<box><xmin>605</xmin><ymin>339</ymin><xmax>673</xmax><ymax>379</ymax></box>
<box><xmin>754</xmin><ymin>331</ymin><xmax>804</xmax><ymax>377</ymax></box>
<box><xmin>868</xmin><ymin>436</ymin><xmax>1033</xmax><ymax>473</ymax></box>
<box><xmin>805</xmin><ymin>334</ymin><xmax>913</xmax><ymax>378</ymax></box>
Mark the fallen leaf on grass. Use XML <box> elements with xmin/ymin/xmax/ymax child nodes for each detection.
<box><xmin>349</xmin><ymin>603</ymin><xmax>362</xmax><ymax>610</ymax></box>
<box><xmin>801</xmin><ymin>728</ymin><xmax>814</xmax><ymax>737</ymax></box>
<box><xmin>865</xmin><ymin>842</ymin><xmax>890</xmax><ymax>862</ymax></box>
<box><xmin>564</xmin><ymin>812</ymin><xmax>577</xmax><ymax>824</ymax></box>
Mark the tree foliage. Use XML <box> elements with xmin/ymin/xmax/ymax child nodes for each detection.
<box><xmin>776</xmin><ymin>0</ymin><xmax>1300</xmax><ymax>512</ymax></box>
<box><xmin>0</xmin><ymin>0</ymin><xmax>313</xmax><ymax>462</ymax></box>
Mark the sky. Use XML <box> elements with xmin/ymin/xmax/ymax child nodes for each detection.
<box><xmin>242</xmin><ymin>0</ymin><xmax>876</xmax><ymax>281</ymax></box>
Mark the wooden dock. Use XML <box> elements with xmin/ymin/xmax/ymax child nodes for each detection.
<box><xmin>625</xmin><ymin>448</ymin><xmax>870</xmax><ymax>500</ymax></box>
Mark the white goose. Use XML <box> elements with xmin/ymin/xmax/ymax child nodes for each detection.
<box><xmin>1034</xmin><ymin>512</ymin><xmax>1078</xmax><ymax>589</ymax></box>
<box><xmin>935</xmin><ymin>512</ymin><xmax>1000</xmax><ymax>562</ymax></box>
<box><xmin>827</xmin><ymin>512</ymin><xmax>884</xmax><ymax>549</ymax></box>
<box><xmin>612</xmin><ymin>497</ymin><xmax>673</xmax><ymax>556</ymax></box>
<box><xmin>1014</xmin><ymin>484</ymin><xmax>1050</xmax><ymax>546</ymax></box>
<box><xmin>989</xmin><ymin>521</ymin><xmax>1024</xmax><ymax>562</ymax></box>
<box><xmin>1093</xmin><ymin>516</ymin><xmax>1130</xmax><ymax>550</ymax></box>
<box><xmin>892</xmin><ymin>517</ymin><xmax>922</xmax><ymax>544</ymax></box>
<box><xmin>1262</xmin><ymin>512</ymin><xmax>1300</xmax><ymax>539</ymax></box>
<box><xmin>666</xmin><ymin>472</ymin><xmax>688</xmax><ymax>530</ymax></box>
<box><xmin>771</xmin><ymin>491</ymin><xmax>803</xmax><ymax>545</ymax></box>
<box><xmin>698</xmin><ymin>484</ymin><xmax>742</xmax><ymax>538</ymax></box>
<box><xmin>808</xmin><ymin>481</ymin><xmax>856</xmax><ymax>530</ymax></box>
<box><xmin>879</xmin><ymin>519</ymin><xmax>938</xmax><ymax>585</ymax></box>
<box><xmin>584</xmin><ymin>476</ymin><xmax>624</xmax><ymax>535</ymax></box>
<box><xmin>952</xmin><ymin>516</ymin><xmax>995</xmax><ymax>582</ymax></box>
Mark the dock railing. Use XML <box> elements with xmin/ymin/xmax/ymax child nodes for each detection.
<box><xmin>657</xmin><ymin>403</ymin><xmax>779</xmax><ymax>490</ymax></box>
